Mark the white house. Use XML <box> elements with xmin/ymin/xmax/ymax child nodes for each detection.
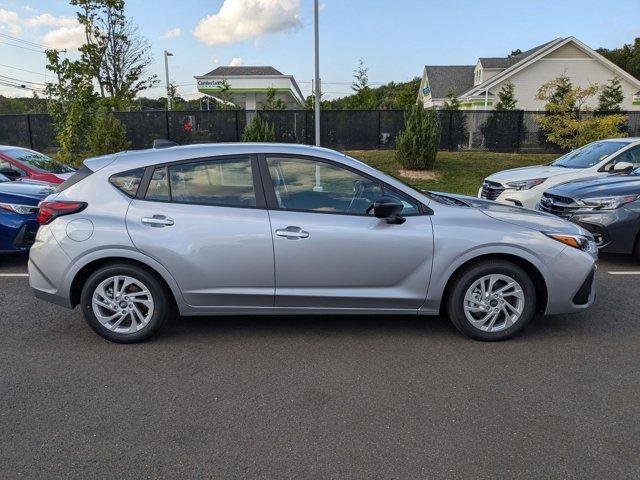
<box><xmin>418</xmin><ymin>37</ymin><xmax>640</xmax><ymax>110</ymax></box>
<box><xmin>194</xmin><ymin>66</ymin><xmax>305</xmax><ymax>110</ymax></box>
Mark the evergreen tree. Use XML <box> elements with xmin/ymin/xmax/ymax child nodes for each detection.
<box><xmin>442</xmin><ymin>88</ymin><xmax>461</xmax><ymax>109</ymax></box>
<box><xmin>442</xmin><ymin>88</ymin><xmax>466</xmax><ymax>151</ymax></box>
<box><xmin>495</xmin><ymin>82</ymin><xmax>517</xmax><ymax>110</ymax></box>
<box><xmin>395</xmin><ymin>104</ymin><xmax>441</xmax><ymax>170</ymax></box>
<box><xmin>481</xmin><ymin>83</ymin><xmax>523</xmax><ymax>152</ymax></box>
<box><xmin>241</xmin><ymin>115</ymin><xmax>276</xmax><ymax>142</ymax></box>
<box><xmin>598</xmin><ymin>78</ymin><xmax>624</xmax><ymax>112</ymax></box>
<box><xmin>348</xmin><ymin>59</ymin><xmax>375</xmax><ymax>109</ymax></box>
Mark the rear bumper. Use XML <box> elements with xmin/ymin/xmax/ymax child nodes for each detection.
<box><xmin>28</xmin><ymin>226</ymin><xmax>74</xmax><ymax>309</ymax></box>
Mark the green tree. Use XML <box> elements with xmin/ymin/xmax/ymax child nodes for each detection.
<box><xmin>598</xmin><ymin>78</ymin><xmax>624</xmax><ymax>112</ymax></box>
<box><xmin>86</xmin><ymin>104</ymin><xmax>130</xmax><ymax>159</ymax></box>
<box><xmin>71</xmin><ymin>0</ymin><xmax>157</xmax><ymax>109</ymax></box>
<box><xmin>262</xmin><ymin>86</ymin><xmax>287</xmax><ymax>110</ymax></box>
<box><xmin>214</xmin><ymin>79</ymin><xmax>238</xmax><ymax>109</ymax></box>
<box><xmin>241</xmin><ymin>114</ymin><xmax>276</xmax><ymax>142</ymax></box>
<box><xmin>45</xmin><ymin>49</ymin><xmax>99</xmax><ymax>163</ymax></box>
<box><xmin>597</xmin><ymin>37</ymin><xmax>640</xmax><ymax>80</ymax></box>
<box><xmin>495</xmin><ymin>82</ymin><xmax>517</xmax><ymax>110</ymax></box>
<box><xmin>535</xmin><ymin>76</ymin><xmax>627</xmax><ymax>149</ymax></box>
<box><xmin>442</xmin><ymin>88</ymin><xmax>466</xmax><ymax>151</ymax></box>
<box><xmin>395</xmin><ymin>105</ymin><xmax>441</xmax><ymax>170</ymax></box>
<box><xmin>481</xmin><ymin>83</ymin><xmax>523</xmax><ymax>152</ymax></box>
<box><xmin>442</xmin><ymin>88</ymin><xmax>461</xmax><ymax>109</ymax></box>
<box><xmin>348</xmin><ymin>59</ymin><xmax>375</xmax><ymax>109</ymax></box>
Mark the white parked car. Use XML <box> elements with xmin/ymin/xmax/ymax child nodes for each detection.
<box><xmin>479</xmin><ymin>138</ymin><xmax>640</xmax><ymax>209</ymax></box>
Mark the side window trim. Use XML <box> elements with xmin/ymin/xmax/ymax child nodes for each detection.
<box><xmin>257</xmin><ymin>153</ymin><xmax>429</xmax><ymax>216</ymax></box>
<box><xmin>138</xmin><ymin>154</ymin><xmax>267</xmax><ymax>209</ymax></box>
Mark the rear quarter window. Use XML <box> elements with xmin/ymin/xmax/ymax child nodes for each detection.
<box><xmin>109</xmin><ymin>168</ymin><xmax>145</xmax><ymax>197</ymax></box>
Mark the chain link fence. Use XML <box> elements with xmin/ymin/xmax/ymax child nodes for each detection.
<box><xmin>1</xmin><ymin>110</ymin><xmax>639</xmax><ymax>153</ymax></box>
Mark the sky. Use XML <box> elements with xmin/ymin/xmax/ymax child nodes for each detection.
<box><xmin>0</xmin><ymin>0</ymin><xmax>639</xmax><ymax>100</ymax></box>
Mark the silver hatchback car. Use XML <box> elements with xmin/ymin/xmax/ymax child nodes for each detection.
<box><xmin>30</xmin><ymin>144</ymin><xmax>597</xmax><ymax>343</ymax></box>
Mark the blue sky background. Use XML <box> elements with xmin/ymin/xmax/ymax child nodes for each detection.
<box><xmin>0</xmin><ymin>0</ymin><xmax>639</xmax><ymax>99</ymax></box>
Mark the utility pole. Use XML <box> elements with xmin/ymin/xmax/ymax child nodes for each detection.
<box><xmin>313</xmin><ymin>0</ymin><xmax>321</xmax><ymax>146</ymax></box>
<box><xmin>164</xmin><ymin>50</ymin><xmax>173</xmax><ymax>111</ymax></box>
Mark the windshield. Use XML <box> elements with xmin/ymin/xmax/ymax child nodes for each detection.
<box><xmin>552</xmin><ymin>141</ymin><xmax>628</xmax><ymax>169</ymax></box>
<box><xmin>2</xmin><ymin>148</ymin><xmax>75</xmax><ymax>174</ymax></box>
<box><xmin>0</xmin><ymin>173</ymin><xmax>9</xmax><ymax>183</ymax></box>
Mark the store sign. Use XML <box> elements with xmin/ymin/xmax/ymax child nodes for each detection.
<box><xmin>422</xmin><ymin>84</ymin><xmax>431</xmax><ymax>96</ymax></box>
<box><xmin>197</xmin><ymin>79</ymin><xmax>225</xmax><ymax>89</ymax></box>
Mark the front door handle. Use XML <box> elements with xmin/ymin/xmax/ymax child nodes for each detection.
<box><xmin>275</xmin><ymin>226</ymin><xmax>309</xmax><ymax>239</ymax></box>
<box><xmin>141</xmin><ymin>215</ymin><xmax>174</xmax><ymax>227</ymax></box>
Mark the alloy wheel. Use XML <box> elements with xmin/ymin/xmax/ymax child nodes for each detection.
<box><xmin>91</xmin><ymin>275</ymin><xmax>155</xmax><ymax>334</ymax></box>
<box><xmin>463</xmin><ymin>274</ymin><xmax>525</xmax><ymax>332</ymax></box>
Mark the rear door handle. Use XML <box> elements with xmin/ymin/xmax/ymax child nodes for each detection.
<box><xmin>275</xmin><ymin>226</ymin><xmax>309</xmax><ymax>239</ymax></box>
<box><xmin>141</xmin><ymin>215</ymin><xmax>174</xmax><ymax>227</ymax></box>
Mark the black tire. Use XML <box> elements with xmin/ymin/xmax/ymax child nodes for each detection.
<box><xmin>446</xmin><ymin>259</ymin><xmax>536</xmax><ymax>341</ymax></box>
<box><xmin>80</xmin><ymin>262</ymin><xmax>172</xmax><ymax>343</ymax></box>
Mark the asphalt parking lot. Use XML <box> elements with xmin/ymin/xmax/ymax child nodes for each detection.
<box><xmin>1</xmin><ymin>254</ymin><xmax>639</xmax><ymax>479</ymax></box>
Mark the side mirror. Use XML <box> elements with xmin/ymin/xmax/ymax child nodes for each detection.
<box><xmin>366</xmin><ymin>196</ymin><xmax>406</xmax><ymax>224</ymax></box>
<box><xmin>613</xmin><ymin>161</ymin><xmax>634</xmax><ymax>172</ymax></box>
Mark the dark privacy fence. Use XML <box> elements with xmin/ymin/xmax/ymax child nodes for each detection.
<box><xmin>1</xmin><ymin>110</ymin><xmax>639</xmax><ymax>153</ymax></box>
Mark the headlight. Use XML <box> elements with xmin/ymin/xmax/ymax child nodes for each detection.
<box><xmin>577</xmin><ymin>194</ymin><xmax>639</xmax><ymax>210</ymax></box>
<box><xmin>545</xmin><ymin>232</ymin><xmax>597</xmax><ymax>254</ymax></box>
<box><xmin>0</xmin><ymin>203</ymin><xmax>38</xmax><ymax>215</ymax></box>
<box><xmin>506</xmin><ymin>178</ymin><xmax>547</xmax><ymax>190</ymax></box>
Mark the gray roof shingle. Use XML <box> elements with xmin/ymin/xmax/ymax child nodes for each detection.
<box><xmin>423</xmin><ymin>66</ymin><xmax>475</xmax><ymax>98</ymax></box>
<box><xmin>203</xmin><ymin>66</ymin><xmax>283</xmax><ymax>76</ymax></box>
<box><xmin>479</xmin><ymin>39</ymin><xmax>559</xmax><ymax>70</ymax></box>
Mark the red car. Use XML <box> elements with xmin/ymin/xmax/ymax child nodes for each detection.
<box><xmin>0</xmin><ymin>146</ymin><xmax>75</xmax><ymax>185</ymax></box>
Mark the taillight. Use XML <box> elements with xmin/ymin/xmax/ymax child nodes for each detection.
<box><xmin>37</xmin><ymin>201</ymin><xmax>87</xmax><ymax>225</ymax></box>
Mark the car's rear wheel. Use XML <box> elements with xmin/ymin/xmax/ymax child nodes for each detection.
<box><xmin>80</xmin><ymin>263</ymin><xmax>171</xmax><ymax>343</ymax></box>
<box><xmin>446</xmin><ymin>260</ymin><xmax>536</xmax><ymax>341</ymax></box>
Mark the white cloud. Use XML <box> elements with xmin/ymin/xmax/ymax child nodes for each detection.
<box><xmin>42</xmin><ymin>25</ymin><xmax>85</xmax><ymax>50</ymax></box>
<box><xmin>229</xmin><ymin>57</ymin><xmax>244</xmax><ymax>67</ymax></box>
<box><xmin>25</xmin><ymin>13</ymin><xmax>78</xmax><ymax>28</ymax></box>
<box><xmin>22</xmin><ymin>5</ymin><xmax>36</xmax><ymax>13</ymax></box>
<box><xmin>194</xmin><ymin>0</ymin><xmax>302</xmax><ymax>46</ymax></box>
<box><xmin>160</xmin><ymin>27</ymin><xmax>181</xmax><ymax>40</ymax></box>
<box><xmin>0</xmin><ymin>8</ymin><xmax>21</xmax><ymax>35</ymax></box>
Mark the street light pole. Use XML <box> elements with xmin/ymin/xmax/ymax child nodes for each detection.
<box><xmin>313</xmin><ymin>0</ymin><xmax>321</xmax><ymax>146</ymax></box>
<box><xmin>164</xmin><ymin>50</ymin><xmax>173</xmax><ymax>111</ymax></box>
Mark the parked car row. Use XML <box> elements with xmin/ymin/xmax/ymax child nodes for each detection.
<box><xmin>480</xmin><ymin>138</ymin><xmax>640</xmax><ymax>259</ymax></box>
<box><xmin>9</xmin><ymin>139</ymin><xmax>640</xmax><ymax>344</ymax></box>
<box><xmin>0</xmin><ymin>146</ymin><xmax>71</xmax><ymax>253</ymax></box>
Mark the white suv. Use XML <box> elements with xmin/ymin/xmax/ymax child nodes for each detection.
<box><xmin>479</xmin><ymin>138</ymin><xmax>640</xmax><ymax>209</ymax></box>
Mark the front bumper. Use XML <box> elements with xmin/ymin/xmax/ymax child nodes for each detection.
<box><xmin>478</xmin><ymin>185</ymin><xmax>543</xmax><ymax>210</ymax></box>
<box><xmin>544</xmin><ymin>245</ymin><xmax>597</xmax><ymax>315</ymax></box>
<box><xmin>536</xmin><ymin>207</ymin><xmax>639</xmax><ymax>255</ymax></box>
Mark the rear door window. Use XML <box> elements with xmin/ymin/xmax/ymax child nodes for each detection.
<box><xmin>145</xmin><ymin>157</ymin><xmax>256</xmax><ymax>207</ymax></box>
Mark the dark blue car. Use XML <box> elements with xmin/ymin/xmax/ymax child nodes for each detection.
<box><xmin>0</xmin><ymin>173</ymin><xmax>54</xmax><ymax>253</ymax></box>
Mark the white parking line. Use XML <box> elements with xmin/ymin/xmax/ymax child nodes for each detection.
<box><xmin>0</xmin><ymin>273</ymin><xmax>29</xmax><ymax>277</ymax></box>
<box><xmin>608</xmin><ymin>271</ymin><xmax>640</xmax><ymax>275</ymax></box>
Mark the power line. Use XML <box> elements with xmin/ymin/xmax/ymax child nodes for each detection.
<box><xmin>0</xmin><ymin>63</ymin><xmax>48</xmax><ymax>77</ymax></box>
<box><xmin>0</xmin><ymin>40</ymin><xmax>46</xmax><ymax>54</ymax></box>
<box><xmin>0</xmin><ymin>74</ymin><xmax>45</xmax><ymax>86</ymax></box>
<box><xmin>0</xmin><ymin>32</ymin><xmax>49</xmax><ymax>49</ymax></box>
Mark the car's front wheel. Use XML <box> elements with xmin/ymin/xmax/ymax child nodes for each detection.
<box><xmin>446</xmin><ymin>260</ymin><xmax>536</xmax><ymax>341</ymax></box>
<box><xmin>80</xmin><ymin>263</ymin><xmax>172</xmax><ymax>343</ymax></box>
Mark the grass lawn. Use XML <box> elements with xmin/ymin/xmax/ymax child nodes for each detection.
<box><xmin>346</xmin><ymin>150</ymin><xmax>559</xmax><ymax>196</ymax></box>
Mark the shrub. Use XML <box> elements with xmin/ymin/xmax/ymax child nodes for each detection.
<box><xmin>241</xmin><ymin>114</ymin><xmax>276</xmax><ymax>142</ymax></box>
<box><xmin>86</xmin><ymin>106</ymin><xmax>131</xmax><ymax>159</ymax></box>
<box><xmin>395</xmin><ymin>105</ymin><xmax>441</xmax><ymax>170</ymax></box>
